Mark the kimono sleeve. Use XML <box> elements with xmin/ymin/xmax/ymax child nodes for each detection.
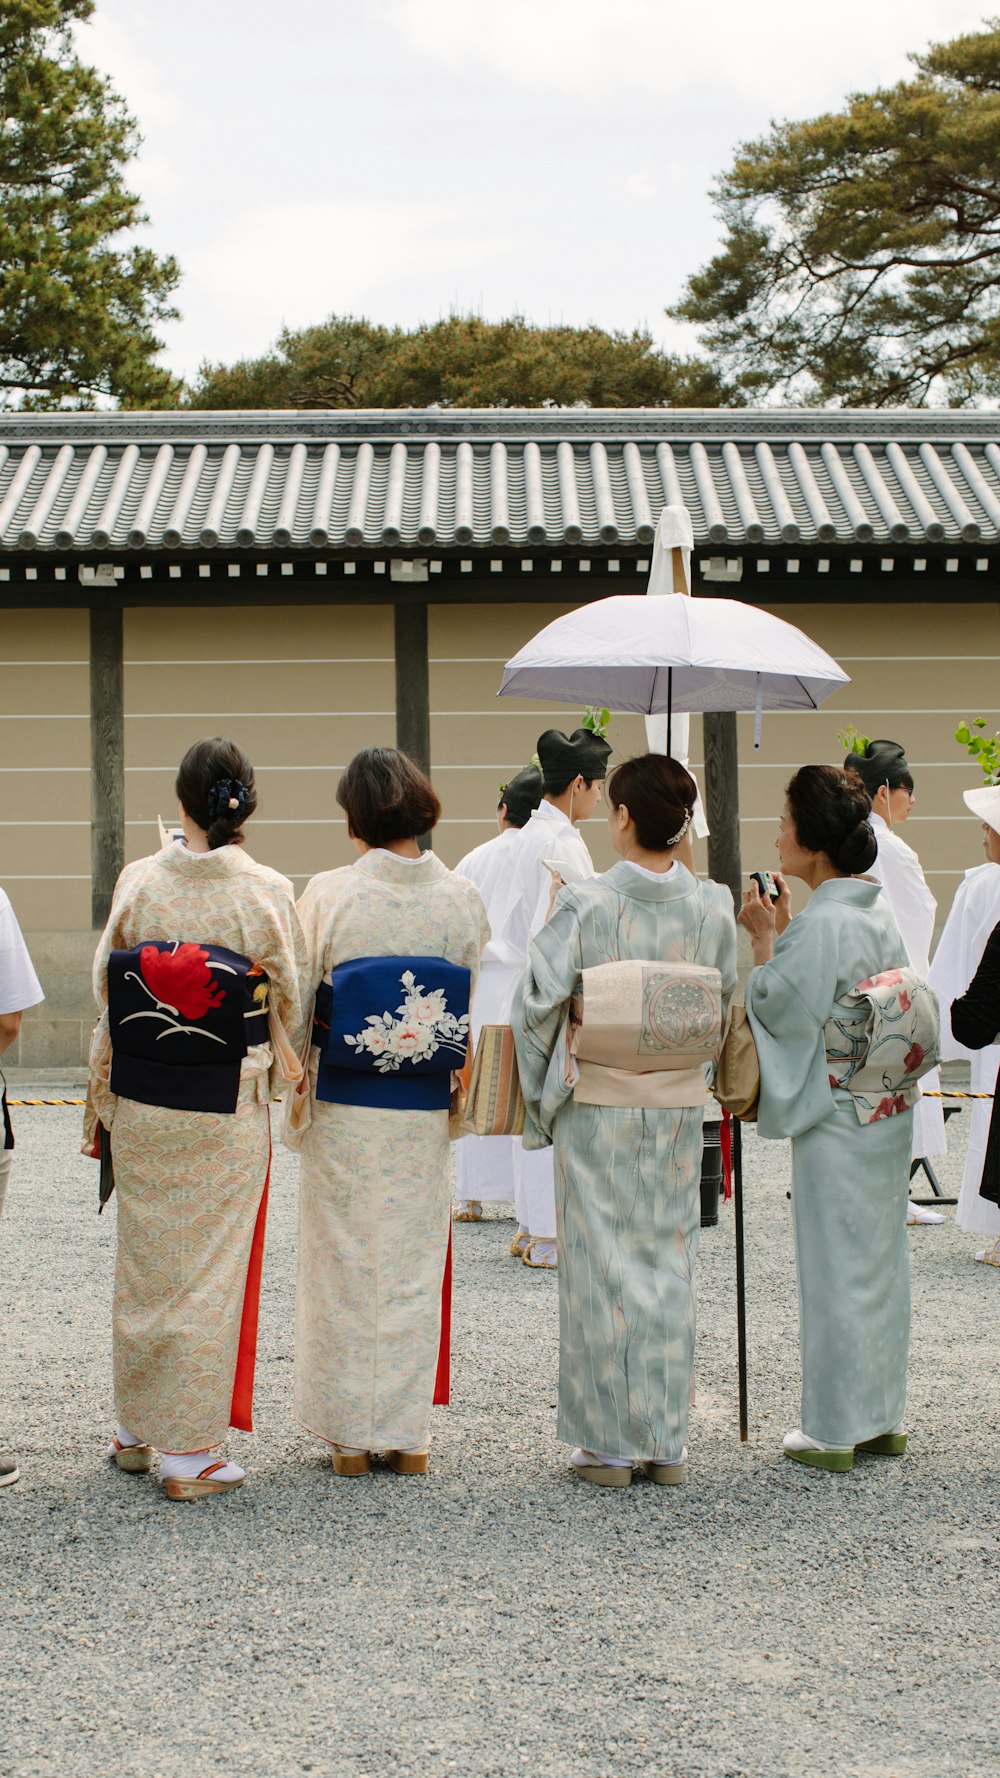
<box><xmin>744</xmin><ymin>907</ymin><xmax>841</xmax><ymax>1140</ymax></box>
<box><xmin>511</xmin><ymin>891</ymin><xmax>584</xmax><ymax>1149</ymax></box>
<box><xmin>950</xmin><ymin>920</ymin><xmax>1000</xmax><ymax>1050</ymax></box>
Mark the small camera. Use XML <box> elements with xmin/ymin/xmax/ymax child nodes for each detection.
<box><xmin>749</xmin><ymin>870</ymin><xmax>781</xmax><ymax>902</ymax></box>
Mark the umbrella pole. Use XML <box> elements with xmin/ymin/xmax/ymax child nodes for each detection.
<box><xmin>733</xmin><ymin>1117</ymin><xmax>749</xmax><ymax>1441</ymax></box>
<box><xmin>666</xmin><ymin>666</ymin><xmax>673</xmax><ymax>756</ymax></box>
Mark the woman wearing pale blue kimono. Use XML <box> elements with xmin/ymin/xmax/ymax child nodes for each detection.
<box><xmin>741</xmin><ymin>765</ymin><xmax>916</xmax><ymax>1473</ymax></box>
<box><xmin>513</xmin><ymin>756</ymin><xmax>737</xmax><ymax>1489</ymax></box>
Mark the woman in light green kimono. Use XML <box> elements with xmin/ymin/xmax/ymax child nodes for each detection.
<box><xmin>741</xmin><ymin>765</ymin><xmax>914</xmax><ymax>1473</ymax></box>
<box><xmin>512</xmin><ymin>755</ymin><xmax>737</xmax><ymax>1489</ymax></box>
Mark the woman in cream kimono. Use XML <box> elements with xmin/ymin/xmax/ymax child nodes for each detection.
<box><xmin>86</xmin><ymin>739</ymin><xmax>308</xmax><ymax>1500</ymax></box>
<box><xmin>741</xmin><ymin>765</ymin><xmax>931</xmax><ymax>1473</ymax></box>
<box><xmin>513</xmin><ymin>755</ymin><xmax>736</xmax><ymax>1489</ymax></box>
<box><xmin>288</xmin><ymin>748</ymin><xmax>488</xmax><ymax>1477</ymax></box>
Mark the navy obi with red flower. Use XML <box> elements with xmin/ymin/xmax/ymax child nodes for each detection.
<box><xmin>312</xmin><ymin>955</ymin><xmax>471</xmax><ymax>1111</ymax></box>
<box><xmin>108</xmin><ymin>941</ymin><xmax>270</xmax><ymax>1115</ymax></box>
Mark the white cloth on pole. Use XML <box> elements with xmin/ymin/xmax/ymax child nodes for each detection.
<box><xmin>929</xmin><ymin>861</ymin><xmax>1000</xmax><ymax>1234</ymax></box>
<box><xmin>868</xmin><ymin>813</ymin><xmax>946</xmax><ymax>1159</ymax></box>
<box><xmin>644</xmin><ymin>507</ymin><xmax>709</xmax><ymax>838</ymax></box>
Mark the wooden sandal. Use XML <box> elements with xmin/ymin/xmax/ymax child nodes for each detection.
<box><xmin>384</xmin><ymin>1450</ymin><xmax>428</xmax><ymax>1475</ymax></box>
<box><xmin>163</xmin><ymin>1460</ymin><xmax>244</xmax><ymax>1501</ymax></box>
<box><xmin>331</xmin><ymin>1446</ymin><xmax>371</xmax><ymax>1477</ymax></box>
<box><xmin>108</xmin><ymin>1435</ymin><xmax>153</xmax><ymax>1474</ymax></box>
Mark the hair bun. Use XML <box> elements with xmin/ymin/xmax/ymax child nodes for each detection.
<box><xmin>834</xmin><ymin>819</ymin><xmax>877</xmax><ymax>874</ymax></box>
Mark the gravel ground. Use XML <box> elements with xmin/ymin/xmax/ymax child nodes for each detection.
<box><xmin>1</xmin><ymin>1079</ymin><xmax>997</xmax><ymax>1778</ymax></box>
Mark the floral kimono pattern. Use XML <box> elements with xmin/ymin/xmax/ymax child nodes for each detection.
<box><xmin>85</xmin><ymin>842</ymin><xmax>308</xmax><ymax>1455</ymax></box>
<box><xmin>288</xmin><ymin>849</ymin><xmax>488</xmax><ymax>1454</ymax></box>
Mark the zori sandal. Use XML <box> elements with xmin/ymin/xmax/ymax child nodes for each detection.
<box><xmin>163</xmin><ymin>1460</ymin><xmax>245</xmax><ymax>1501</ymax></box>
<box><xmin>855</xmin><ymin>1431</ymin><xmax>908</xmax><ymax>1456</ymax></box>
<box><xmin>107</xmin><ymin>1435</ymin><xmax>153</xmax><ymax>1474</ymax></box>
<box><xmin>570</xmin><ymin>1448</ymin><xmax>633</xmax><ymax>1488</ymax></box>
<box><xmin>642</xmin><ymin>1448</ymin><xmax>688</xmax><ymax>1486</ymax></box>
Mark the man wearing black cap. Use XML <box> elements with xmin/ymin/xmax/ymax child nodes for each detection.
<box><xmin>452</xmin><ymin>766</ymin><xmax>544</xmax><ymax>1223</ymax></box>
<box><xmin>490</xmin><ymin>726</ymin><xmax>612</xmax><ymax>1267</ymax></box>
<box><xmin>845</xmin><ymin>737</ymin><xmax>946</xmax><ymax>1225</ymax></box>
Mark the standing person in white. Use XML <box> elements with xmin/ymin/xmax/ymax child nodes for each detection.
<box><xmin>844</xmin><ymin>739</ymin><xmax>945</xmax><ymax>1225</ymax></box>
<box><xmin>452</xmin><ymin>765</ymin><xmax>544</xmax><ymax>1223</ymax></box>
<box><xmin>929</xmin><ymin>783</ymin><xmax>1000</xmax><ymax>1258</ymax></box>
<box><xmin>491</xmin><ymin>726</ymin><xmax>612</xmax><ymax>1268</ymax></box>
<box><xmin>0</xmin><ymin>888</ymin><xmax>44</xmax><ymax>1489</ymax></box>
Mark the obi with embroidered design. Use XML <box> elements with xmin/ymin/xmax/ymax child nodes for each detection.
<box><xmin>108</xmin><ymin>940</ymin><xmax>270</xmax><ymax>1114</ymax></box>
<box><xmin>569</xmin><ymin>958</ymin><xmax>723</xmax><ymax>1109</ymax></box>
<box><xmin>312</xmin><ymin>956</ymin><xmax>471</xmax><ymax>1111</ymax></box>
<box><xmin>824</xmin><ymin>965</ymin><xmax>940</xmax><ymax>1126</ymax></box>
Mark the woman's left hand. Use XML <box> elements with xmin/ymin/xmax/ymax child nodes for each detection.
<box><xmin>738</xmin><ymin>879</ymin><xmax>777</xmax><ymax>962</ymax></box>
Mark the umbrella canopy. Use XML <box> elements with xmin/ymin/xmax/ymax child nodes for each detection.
<box><xmin>498</xmin><ymin>594</ymin><xmax>849</xmax><ymax>717</ymax></box>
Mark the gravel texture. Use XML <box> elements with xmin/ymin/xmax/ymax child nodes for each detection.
<box><xmin>1</xmin><ymin>1078</ymin><xmax>997</xmax><ymax>1778</ymax></box>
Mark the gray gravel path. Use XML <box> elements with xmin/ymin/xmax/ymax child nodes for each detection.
<box><xmin>1</xmin><ymin>1083</ymin><xmax>997</xmax><ymax>1778</ymax></box>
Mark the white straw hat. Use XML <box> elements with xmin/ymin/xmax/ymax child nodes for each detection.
<box><xmin>963</xmin><ymin>784</ymin><xmax>1000</xmax><ymax>835</ymax></box>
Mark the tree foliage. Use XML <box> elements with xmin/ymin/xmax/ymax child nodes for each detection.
<box><xmin>0</xmin><ymin>0</ymin><xmax>180</xmax><ymax>408</ymax></box>
<box><xmin>184</xmin><ymin>313</ymin><xmax>733</xmax><ymax>410</ymax></box>
<box><xmin>672</xmin><ymin>21</ymin><xmax>1000</xmax><ymax>406</ymax></box>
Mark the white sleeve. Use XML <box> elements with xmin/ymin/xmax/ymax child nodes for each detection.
<box><xmin>0</xmin><ymin>894</ymin><xmax>44</xmax><ymax>1015</ymax></box>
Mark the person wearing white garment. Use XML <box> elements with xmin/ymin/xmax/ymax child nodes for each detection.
<box><xmin>491</xmin><ymin>726</ymin><xmax>612</xmax><ymax>1268</ymax></box>
<box><xmin>0</xmin><ymin>886</ymin><xmax>45</xmax><ymax>1489</ymax></box>
<box><xmin>844</xmin><ymin>739</ymin><xmax>945</xmax><ymax>1226</ymax></box>
<box><xmin>928</xmin><ymin>782</ymin><xmax>1000</xmax><ymax>1259</ymax></box>
<box><xmin>452</xmin><ymin>764</ymin><xmax>544</xmax><ymax>1223</ymax></box>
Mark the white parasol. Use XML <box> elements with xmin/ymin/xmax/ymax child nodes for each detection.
<box><xmin>498</xmin><ymin>592</ymin><xmax>849</xmax><ymax>747</ymax></box>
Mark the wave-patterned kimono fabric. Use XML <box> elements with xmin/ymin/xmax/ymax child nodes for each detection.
<box><xmin>314</xmin><ymin>955</ymin><xmax>471</xmax><ymax>1110</ymax></box>
<box><xmin>825</xmin><ymin>965</ymin><xmax>940</xmax><ymax>1125</ymax></box>
<box><xmin>108</xmin><ymin>940</ymin><xmax>269</xmax><ymax>1114</ymax></box>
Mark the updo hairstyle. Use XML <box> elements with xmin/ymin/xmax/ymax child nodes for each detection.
<box><xmin>606</xmin><ymin>754</ymin><xmax>697</xmax><ymax>851</ymax></box>
<box><xmin>337</xmin><ymin>746</ymin><xmax>441</xmax><ymax>847</ymax></box>
<box><xmin>785</xmin><ymin>764</ymin><xmax>877</xmax><ymax>874</ymax></box>
<box><xmin>175</xmin><ymin>737</ymin><xmax>258</xmax><ymax>850</ymax></box>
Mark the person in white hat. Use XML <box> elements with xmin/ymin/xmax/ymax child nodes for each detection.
<box><xmin>928</xmin><ymin>783</ymin><xmax>1000</xmax><ymax>1259</ymax></box>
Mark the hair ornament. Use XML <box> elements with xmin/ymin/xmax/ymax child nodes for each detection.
<box><xmin>208</xmin><ymin>777</ymin><xmax>250</xmax><ymax>821</ymax></box>
<box><xmin>666</xmin><ymin>807</ymin><xmax>694</xmax><ymax>847</ymax></box>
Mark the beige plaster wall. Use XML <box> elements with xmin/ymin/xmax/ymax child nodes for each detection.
<box><xmin>3</xmin><ymin>595</ymin><xmax>999</xmax><ymax>1066</ymax></box>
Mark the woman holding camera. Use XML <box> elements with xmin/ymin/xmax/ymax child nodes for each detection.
<box><xmin>741</xmin><ymin>765</ymin><xmax>932</xmax><ymax>1473</ymax></box>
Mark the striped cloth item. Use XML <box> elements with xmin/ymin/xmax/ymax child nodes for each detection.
<box><xmin>462</xmin><ymin>1024</ymin><xmax>526</xmax><ymax>1137</ymax></box>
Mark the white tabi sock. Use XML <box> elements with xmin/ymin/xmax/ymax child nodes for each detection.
<box><xmin>116</xmin><ymin>1422</ymin><xmax>146</xmax><ymax>1449</ymax></box>
<box><xmin>528</xmin><ymin>1236</ymin><xmax>557</xmax><ymax>1260</ymax></box>
<box><xmin>571</xmin><ymin>1447</ymin><xmax>633</xmax><ymax>1469</ymax></box>
<box><xmin>160</xmin><ymin>1451</ymin><xmax>245</xmax><ymax>1483</ymax></box>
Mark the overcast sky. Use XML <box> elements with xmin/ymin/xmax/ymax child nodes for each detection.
<box><xmin>82</xmin><ymin>0</ymin><xmax>993</xmax><ymax>386</ymax></box>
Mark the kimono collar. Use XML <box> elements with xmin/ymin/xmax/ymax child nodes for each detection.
<box><xmin>158</xmin><ymin>841</ymin><xmax>250</xmax><ymax>878</ymax></box>
<box><xmin>529</xmin><ymin>802</ymin><xmax>573</xmax><ymax>832</ymax></box>
<box><xmin>353</xmin><ymin>848</ymin><xmax>449</xmax><ymax>888</ymax></box>
<box><xmin>810</xmin><ymin>875</ymin><xmax>884</xmax><ymax>909</ymax></box>
<box><xmin>602</xmin><ymin>858</ymin><xmax>701</xmax><ymax>903</ymax></box>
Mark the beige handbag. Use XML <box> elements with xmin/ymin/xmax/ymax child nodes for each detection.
<box><xmin>712</xmin><ymin>1005</ymin><xmax>760</xmax><ymax>1122</ymax></box>
<box><xmin>461</xmin><ymin>1024</ymin><xmax>526</xmax><ymax>1137</ymax></box>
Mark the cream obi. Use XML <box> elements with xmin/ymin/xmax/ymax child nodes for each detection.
<box><xmin>569</xmin><ymin>959</ymin><xmax>723</xmax><ymax>1109</ymax></box>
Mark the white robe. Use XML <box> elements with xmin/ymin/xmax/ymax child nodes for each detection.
<box><xmin>490</xmin><ymin>803</ymin><xmax>597</xmax><ymax>1237</ymax></box>
<box><xmin>869</xmin><ymin>812</ymin><xmax>946</xmax><ymax>1159</ymax></box>
<box><xmin>453</xmin><ymin>827</ymin><xmax>525</xmax><ymax>1204</ymax></box>
<box><xmin>929</xmin><ymin>861</ymin><xmax>1000</xmax><ymax>1235</ymax></box>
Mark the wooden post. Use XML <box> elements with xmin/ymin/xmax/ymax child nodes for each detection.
<box><xmin>89</xmin><ymin>604</ymin><xmax>125</xmax><ymax>929</ymax></box>
<box><xmin>704</xmin><ymin>711</ymin><xmax>741</xmax><ymax>909</ymax></box>
<box><xmin>394</xmin><ymin>601</ymin><xmax>432</xmax><ymax>848</ymax></box>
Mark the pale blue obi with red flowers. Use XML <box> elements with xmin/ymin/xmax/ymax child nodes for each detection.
<box><xmin>312</xmin><ymin>956</ymin><xmax>471</xmax><ymax>1111</ymax></box>
<box><xmin>824</xmin><ymin>966</ymin><xmax>940</xmax><ymax>1125</ymax></box>
<box><xmin>108</xmin><ymin>941</ymin><xmax>269</xmax><ymax>1115</ymax></box>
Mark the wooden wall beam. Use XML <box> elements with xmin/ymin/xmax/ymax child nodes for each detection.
<box><xmin>89</xmin><ymin>604</ymin><xmax>124</xmax><ymax>929</ymax></box>
<box><xmin>703</xmin><ymin>712</ymin><xmax>742</xmax><ymax>911</ymax></box>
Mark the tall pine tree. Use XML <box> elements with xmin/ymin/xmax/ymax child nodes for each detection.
<box><xmin>0</xmin><ymin>0</ymin><xmax>180</xmax><ymax>408</ymax></box>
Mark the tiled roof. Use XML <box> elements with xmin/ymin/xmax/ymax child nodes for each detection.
<box><xmin>1</xmin><ymin>409</ymin><xmax>999</xmax><ymax>555</ymax></box>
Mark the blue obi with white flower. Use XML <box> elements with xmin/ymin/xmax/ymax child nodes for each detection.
<box><xmin>312</xmin><ymin>956</ymin><xmax>472</xmax><ymax>1111</ymax></box>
